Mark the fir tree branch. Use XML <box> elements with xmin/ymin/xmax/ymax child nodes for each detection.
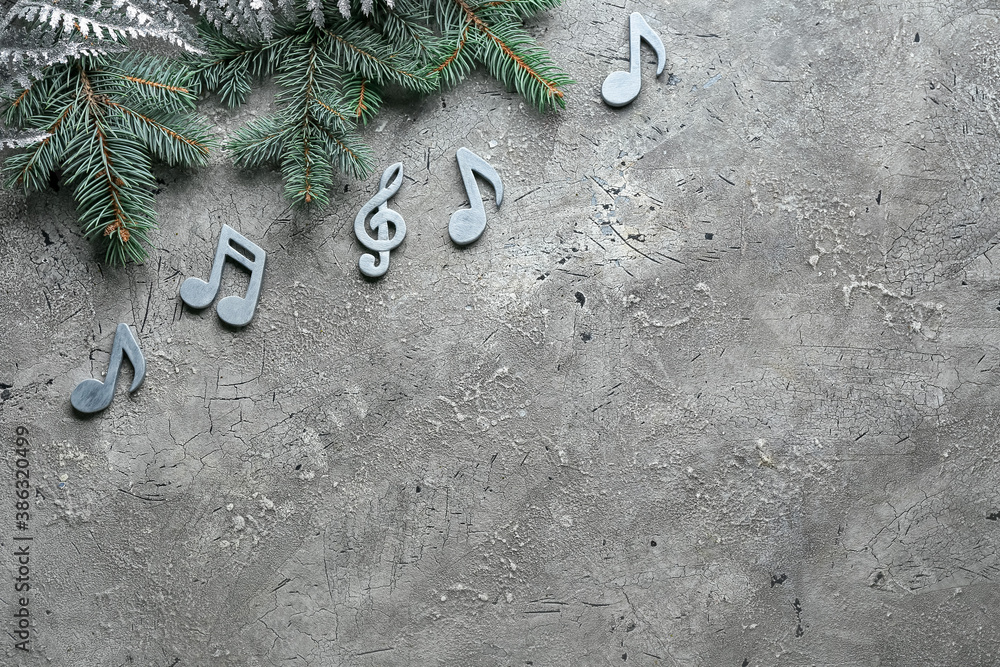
<box><xmin>10</xmin><ymin>88</ymin><xmax>31</xmax><ymax>111</ymax></box>
<box><xmin>320</xmin><ymin>23</ymin><xmax>433</xmax><ymax>89</ymax></box>
<box><xmin>298</xmin><ymin>40</ymin><xmax>321</xmax><ymax>203</ymax></box>
<box><xmin>198</xmin><ymin>0</ymin><xmax>567</xmax><ymax>210</ymax></box>
<box><xmin>318</xmin><ymin>127</ymin><xmax>370</xmax><ymax>179</ymax></box>
<box><xmin>449</xmin><ymin>0</ymin><xmax>565</xmax><ymax>108</ymax></box>
<box><xmin>189</xmin><ymin>31</ymin><xmax>292</xmax><ymax>106</ymax></box>
<box><xmin>8</xmin><ymin>102</ymin><xmax>75</xmax><ymax>191</ymax></box>
<box><xmin>206</xmin><ymin>15</ymin><xmax>398</xmax><ymax>207</ymax></box>
<box><xmin>430</xmin><ymin>24</ymin><xmax>473</xmax><ymax>78</ymax></box>
<box><xmin>475</xmin><ymin>0</ymin><xmax>561</xmax><ymax>21</ymax></box>
<box><xmin>227</xmin><ymin>118</ymin><xmax>291</xmax><ymax>167</ymax></box>
<box><xmin>349</xmin><ymin>78</ymin><xmax>376</xmax><ymax>122</ymax></box>
<box><xmin>3</xmin><ymin>53</ymin><xmax>218</xmax><ymax>264</ymax></box>
<box><xmin>118</xmin><ymin>76</ymin><xmax>190</xmax><ymax>95</ymax></box>
<box><xmin>98</xmin><ymin>54</ymin><xmax>200</xmax><ymax>110</ymax></box>
<box><xmin>312</xmin><ymin>96</ymin><xmax>352</xmax><ymax>125</ymax></box>
<box><xmin>363</xmin><ymin>0</ymin><xmax>433</xmax><ymax>56</ymax></box>
<box><xmin>73</xmin><ymin>76</ymin><xmax>146</xmax><ymax>252</ymax></box>
<box><xmin>106</xmin><ymin>102</ymin><xmax>213</xmax><ymax>166</ymax></box>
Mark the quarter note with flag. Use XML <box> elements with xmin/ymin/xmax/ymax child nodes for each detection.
<box><xmin>449</xmin><ymin>148</ymin><xmax>504</xmax><ymax>246</ymax></box>
<box><xmin>601</xmin><ymin>12</ymin><xmax>666</xmax><ymax>108</ymax></box>
<box><xmin>71</xmin><ymin>324</ymin><xmax>146</xmax><ymax>414</ymax></box>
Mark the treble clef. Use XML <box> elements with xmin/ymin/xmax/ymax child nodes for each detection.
<box><xmin>355</xmin><ymin>162</ymin><xmax>406</xmax><ymax>278</ymax></box>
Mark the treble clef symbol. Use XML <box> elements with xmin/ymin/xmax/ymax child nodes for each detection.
<box><xmin>355</xmin><ymin>162</ymin><xmax>406</xmax><ymax>278</ymax></box>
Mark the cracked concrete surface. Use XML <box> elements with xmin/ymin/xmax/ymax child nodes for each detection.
<box><xmin>3</xmin><ymin>0</ymin><xmax>1000</xmax><ymax>665</ymax></box>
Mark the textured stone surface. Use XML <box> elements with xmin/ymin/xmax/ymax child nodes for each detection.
<box><xmin>3</xmin><ymin>1</ymin><xmax>1000</xmax><ymax>665</ymax></box>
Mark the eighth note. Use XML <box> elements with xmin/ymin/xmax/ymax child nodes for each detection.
<box><xmin>355</xmin><ymin>162</ymin><xmax>406</xmax><ymax>278</ymax></box>
<box><xmin>601</xmin><ymin>12</ymin><xmax>666</xmax><ymax>108</ymax></box>
<box><xmin>180</xmin><ymin>224</ymin><xmax>266</xmax><ymax>327</ymax></box>
<box><xmin>71</xmin><ymin>323</ymin><xmax>145</xmax><ymax>414</ymax></box>
<box><xmin>449</xmin><ymin>147</ymin><xmax>504</xmax><ymax>246</ymax></box>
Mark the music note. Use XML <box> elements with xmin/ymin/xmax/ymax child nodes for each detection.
<box><xmin>180</xmin><ymin>224</ymin><xmax>266</xmax><ymax>327</ymax></box>
<box><xmin>355</xmin><ymin>162</ymin><xmax>406</xmax><ymax>278</ymax></box>
<box><xmin>449</xmin><ymin>147</ymin><xmax>504</xmax><ymax>246</ymax></box>
<box><xmin>601</xmin><ymin>12</ymin><xmax>666</xmax><ymax>108</ymax></box>
<box><xmin>70</xmin><ymin>324</ymin><xmax>146</xmax><ymax>414</ymax></box>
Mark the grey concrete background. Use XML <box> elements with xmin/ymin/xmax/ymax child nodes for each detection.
<box><xmin>3</xmin><ymin>0</ymin><xmax>1000</xmax><ymax>664</ymax></box>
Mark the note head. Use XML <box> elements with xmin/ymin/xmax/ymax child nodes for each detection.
<box><xmin>179</xmin><ymin>276</ymin><xmax>217</xmax><ymax>310</ymax></box>
<box><xmin>70</xmin><ymin>378</ymin><xmax>111</xmax><ymax>414</ymax></box>
<box><xmin>217</xmin><ymin>295</ymin><xmax>257</xmax><ymax>328</ymax></box>
<box><xmin>601</xmin><ymin>70</ymin><xmax>641</xmax><ymax>107</ymax></box>
<box><xmin>449</xmin><ymin>208</ymin><xmax>487</xmax><ymax>246</ymax></box>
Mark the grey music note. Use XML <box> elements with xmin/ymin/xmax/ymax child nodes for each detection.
<box><xmin>355</xmin><ymin>162</ymin><xmax>406</xmax><ymax>278</ymax></box>
<box><xmin>70</xmin><ymin>324</ymin><xmax>145</xmax><ymax>414</ymax></box>
<box><xmin>180</xmin><ymin>224</ymin><xmax>266</xmax><ymax>327</ymax></box>
<box><xmin>449</xmin><ymin>147</ymin><xmax>504</xmax><ymax>246</ymax></box>
<box><xmin>601</xmin><ymin>12</ymin><xmax>666</xmax><ymax>108</ymax></box>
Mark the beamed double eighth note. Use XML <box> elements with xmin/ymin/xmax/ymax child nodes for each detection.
<box><xmin>355</xmin><ymin>162</ymin><xmax>406</xmax><ymax>278</ymax></box>
<box><xmin>180</xmin><ymin>224</ymin><xmax>266</xmax><ymax>327</ymax></box>
<box><xmin>449</xmin><ymin>147</ymin><xmax>504</xmax><ymax>246</ymax></box>
<box><xmin>71</xmin><ymin>324</ymin><xmax>145</xmax><ymax>414</ymax></box>
<box><xmin>601</xmin><ymin>12</ymin><xmax>666</xmax><ymax>108</ymax></box>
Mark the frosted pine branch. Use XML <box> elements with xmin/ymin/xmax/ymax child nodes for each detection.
<box><xmin>0</xmin><ymin>126</ymin><xmax>51</xmax><ymax>150</ymax></box>
<box><xmin>0</xmin><ymin>0</ymin><xmax>203</xmax><ymax>93</ymax></box>
<box><xmin>188</xmin><ymin>0</ymin><xmax>396</xmax><ymax>38</ymax></box>
<box><xmin>0</xmin><ymin>26</ymin><xmax>128</xmax><ymax>95</ymax></box>
<box><xmin>4</xmin><ymin>0</ymin><xmax>201</xmax><ymax>51</ymax></box>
